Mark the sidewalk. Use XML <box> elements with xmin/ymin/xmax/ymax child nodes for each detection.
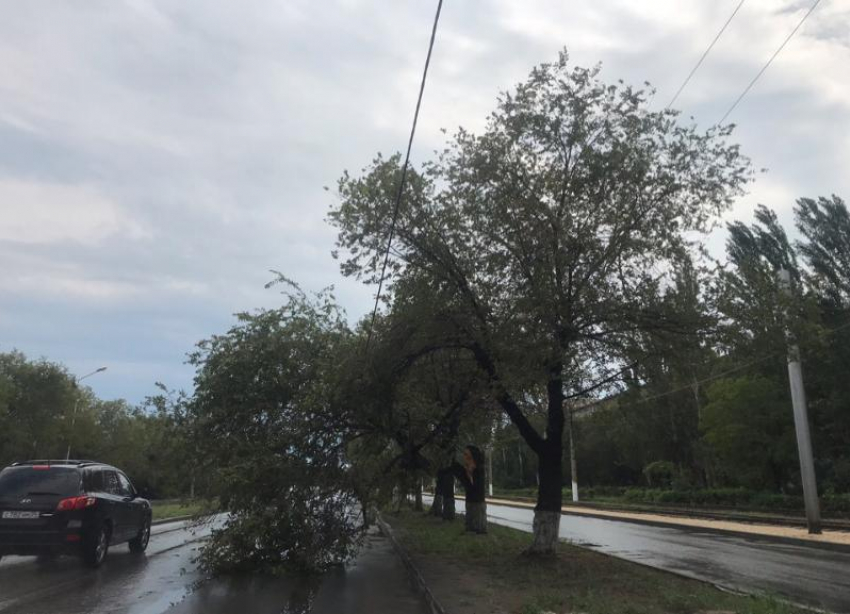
<box><xmin>166</xmin><ymin>526</ymin><xmax>431</xmax><ymax>614</ymax></box>
<box><xmin>308</xmin><ymin>527</ymin><xmax>432</xmax><ymax>614</ymax></box>
<box><xmin>486</xmin><ymin>495</ymin><xmax>850</xmax><ymax>550</ymax></box>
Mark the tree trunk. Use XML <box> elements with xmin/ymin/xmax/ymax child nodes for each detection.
<box><xmin>465</xmin><ymin>501</ymin><xmax>488</xmax><ymax>533</ymax></box>
<box><xmin>529</xmin><ymin>443</ymin><xmax>563</xmax><ymax>553</ymax></box>
<box><xmin>529</xmin><ymin>376</ymin><xmax>565</xmax><ymax>554</ymax></box>
<box><xmin>430</xmin><ymin>493</ymin><xmax>444</xmax><ymax>517</ymax></box>
<box><xmin>436</xmin><ymin>467</ymin><xmax>456</xmax><ymax>521</ymax></box>
<box><xmin>529</xmin><ymin>510</ymin><xmax>561</xmax><ymax>554</ymax></box>
<box><xmin>414</xmin><ymin>479</ymin><xmax>423</xmax><ymax>512</ymax></box>
<box><xmin>441</xmin><ymin>492</ymin><xmax>456</xmax><ymax>520</ymax></box>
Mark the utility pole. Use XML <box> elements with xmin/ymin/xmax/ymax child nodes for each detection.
<box><xmin>487</xmin><ymin>425</ymin><xmax>495</xmax><ymax>497</ymax></box>
<box><xmin>568</xmin><ymin>406</ymin><xmax>579</xmax><ymax>503</ymax></box>
<box><xmin>487</xmin><ymin>447</ymin><xmax>494</xmax><ymax>497</ymax></box>
<box><xmin>778</xmin><ymin>269</ymin><xmax>821</xmax><ymax>534</ymax></box>
<box><xmin>66</xmin><ymin>366</ymin><xmax>107</xmax><ymax>461</ymax></box>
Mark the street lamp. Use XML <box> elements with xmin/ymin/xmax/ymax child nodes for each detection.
<box><xmin>65</xmin><ymin>366</ymin><xmax>107</xmax><ymax>461</ymax></box>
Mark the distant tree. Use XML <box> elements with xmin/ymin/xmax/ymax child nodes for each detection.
<box><xmin>701</xmin><ymin>376</ymin><xmax>796</xmax><ymax>490</ymax></box>
<box><xmin>0</xmin><ymin>351</ymin><xmax>77</xmax><ymax>463</ymax></box>
<box><xmin>330</xmin><ymin>51</ymin><xmax>750</xmax><ymax>552</ymax></box>
<box><xmin>795</xmin><ymin>195</ymin><xmax>850</xmax><ymax>303</ymax></box>
<box><xmin>793</xmin><ymin>195</ymin><xmax>850</xmax><ymax>490</ymax></box>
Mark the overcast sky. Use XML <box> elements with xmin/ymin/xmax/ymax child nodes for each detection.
<box><xmin>1</xmin><ymin>0</ymin><xmax>847</xmax><ymax>404</ymax></box>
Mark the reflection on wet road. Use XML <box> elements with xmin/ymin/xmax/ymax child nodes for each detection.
<box><xmin>0</xmin><ymin>518</ymin><xmax>218</xmax><ymax>614</ymax></box>
<box><xmin>444</xmin><ymin>498</ymin><xmax>850</xmax><ymax>613</ymax></box>
<box><xmin>0</xmin><ymin>518</ymin><xmax>428</xmax><ymax>614</ymax></box>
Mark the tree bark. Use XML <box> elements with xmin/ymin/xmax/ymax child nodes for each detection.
<box><xmin>465</xmin><ymin>501</ymin><xmax>488</xmax><ymax>533</ymax></box>
<box><xmin>441</xmin><ymin>490</ymin><xmax>456</xmax><ymax>520</ymax></box>
<box><xmin>469</xmin><ymin>342</ymin><xmax>563</xmax><ymax>550</ymax></box>
<box><xmin>436</xmin><ymin>467</ymin><xmax>456</xmax><ymax>521</ymax></box>
<box><xmin>528</xmin><ymin>376</ymin><xmax>565</xmax><ymax>553</ymax></box>
<box><xmin>529</xmin><ymin>510</ymin><xmax>561</xmax><ymax>555</ymax></box>
<box><xmin>414</xmin><ymin>479</ymin><xmax>424</xmax><ymax>512</ymax></box>
<box><xmin>430</xmin><ymin>493</ymin><xmax>444</xmax><ymax>517</ymax></box>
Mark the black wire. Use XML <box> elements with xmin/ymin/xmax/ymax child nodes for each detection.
<box><xmin>718</xmin><ymin>0</ymin><xmax>822</xmax><ymax>124</ymax></box>
<box><xmin>666</xmin><ymin>0</ymin><xmax>747</xmax><ymax>110</ymax></box>
<box><xmin>365</xmin><ymin>0</ymin><xmax>444</xmax><ymax>350</ymax></box>
<box><xmin>573</xmin><ymin>317</ymin><xmax>850</xmax><ymax>418</ymax></box>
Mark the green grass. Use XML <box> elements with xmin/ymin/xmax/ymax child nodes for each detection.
<box><xmin>150</xmin><ymin>500</ymin><xmax>208</xmax><ymax>521</ymax></box>
<box><xmin>385</xmin><ymin>509</ymin><xmax>811</xmax><ymax>614</ymax></box>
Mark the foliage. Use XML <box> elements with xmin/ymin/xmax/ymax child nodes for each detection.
<box><xmin>545</xmin><ymin>194</ymin><xmax>850</xmax><ymax>501</ymax></box>
<box><xmin>186</xmin><ymin>276</ymin><xmax>363</xmax><ymax>573</ymax></box>
<box><xmin>0</xmin><ymin>350</ymin><xmax>191</xmax><ymax>498</ymax></box>
<box><xmin>330</xmin><ymin>50</ymin><xmax>750</xmax><ymax>554</ymax></box>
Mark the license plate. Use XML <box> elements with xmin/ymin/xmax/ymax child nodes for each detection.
<box><xmin>2</xmin><ymin>511</ymin><xmax>40</xmax><ymax>519</ymax></box>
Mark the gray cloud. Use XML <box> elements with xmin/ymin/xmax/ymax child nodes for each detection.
<box><xmin>0</xmin><ymin>0</ymin><xmax>847</xmax><ymax>403</ymax></box>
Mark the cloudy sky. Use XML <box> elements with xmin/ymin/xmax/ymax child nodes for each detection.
<box><xmin>0</xmin><ymin>0</ymin><xmax>847</xmax><ymax>404</ymax></box>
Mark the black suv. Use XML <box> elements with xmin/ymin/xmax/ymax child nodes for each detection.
<box><xmin>0</xmin><ymin>460</ymin><xmax>152</xmax><ymax>567</ymax></box>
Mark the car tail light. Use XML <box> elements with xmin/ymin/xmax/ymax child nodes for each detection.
<box><xmin>32</xmin><ymin>465</ymin><xmax>50</xmax><ymax>470</ymax></box>
<box><xmin>56</xmin><ymin>496</ymin><xmax>96</xmax><ymax>512</ymax></box>
<box><xmin>65</xmin><ymin>534</ymin><xmax>81</xmax><ymax>542</ymax></box>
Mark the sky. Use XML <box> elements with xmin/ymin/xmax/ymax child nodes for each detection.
<box><xmin>0</xmin><ymin>0</ymin><xmax>848</xmax><ymax>405</ymax></box>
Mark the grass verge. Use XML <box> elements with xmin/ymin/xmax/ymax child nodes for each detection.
<box><xmin>384</xmin><ymin>509</ymin><xmax>810</xmax><ymax>614</ymax></box>
<box><xmin>150</xmin><ymin>500</ymin><xmax>208</xmax><ymax>521</ymax></box>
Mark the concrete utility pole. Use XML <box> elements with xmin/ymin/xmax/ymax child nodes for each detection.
<box><xmin>778</xmin><ymin>269</ymin><xmax>821</xmax><ymax>534</ymax></box>
<box><xmin>487</xmin><ymin>446</ymin><xmax>494</xmax><ymax>497</ymax></box>
<box><xmin>568</xmin><ymin>407</ymin><xmax>579</xmax><ymax>502</ymax></box>
<box><xmin>487</xmin><ymin>424</ymin><xmax>495</xmax><ymax>497</ymax></box>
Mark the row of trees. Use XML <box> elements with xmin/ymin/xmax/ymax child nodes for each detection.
<box><xmin>562</xmin><ymin>196</ymin><xmax>850</xmax><ymax>497</ymax></box>
<box><xmin>7</xmin><ymin>51</ymin><xmax>846</xmax><ymax>574</ymax></box>
<box><xmin>184</xmin><ymin>50</ymin><xmax>760</xmax><ymax>570</ymax></box>
<box><xmin>0</xmin><ymin>351</ymin><xmax>192</xmax><ymax>498</ymax></box>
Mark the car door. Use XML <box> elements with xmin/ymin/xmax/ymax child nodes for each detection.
<box><xmin>116</xmin><ymin>472</ymin><xmax>144</xmax><ymax>535</ymax></box>
<box><xmin>102</xmin><ymin>470</ymin><xmax>130</xmax><ymax>542</ymax></box>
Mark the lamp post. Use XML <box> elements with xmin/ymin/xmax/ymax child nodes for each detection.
<box><xmin>65</xmin><ymin>366</ymin><xmax>107</xmax><ymax>461</ymax></box>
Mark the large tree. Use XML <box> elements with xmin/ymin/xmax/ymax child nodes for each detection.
<box><xmin>330</xmin><ymin>51</ymin><xmax>750</xmax><ymax>552</ymax></box>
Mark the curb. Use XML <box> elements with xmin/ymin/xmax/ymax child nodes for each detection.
<box><xmin>151</xmin><ymin>514</ymin><xmax>196</xmax><ymax>526</ymax></box>
<box><xmin>376</xmin><ymin>514</ymin><xmax>447</xmax><ymax>614</ymax></box>
<box><xmin>488</xmin><ymin>494</ymin><xmax>850</xmax><ymax>531</ymax></box>
<box><xmin>484</xmin><ymin>497</ymin><xmax>850</xmax><ymax>555</ymax></box>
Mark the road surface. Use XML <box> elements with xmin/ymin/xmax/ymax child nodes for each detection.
<box><xmin>0</xmin><ymin>517</ymin><xmax>428</xmax><ymax>614</ymax></box>
<box><xmin>444</xmin><ymin>498</ymin><xmax>850</xmax><ymax>612</ymax></box>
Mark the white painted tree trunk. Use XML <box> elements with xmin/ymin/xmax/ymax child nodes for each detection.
<box><xmin>529</xmin><ymin>510</ymin><xmax>560</xmax><ymax>554</ymax></box>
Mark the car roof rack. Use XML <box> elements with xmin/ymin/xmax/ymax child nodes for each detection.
<box><xmin>12</xmin><ymin>459</ymin><xmax>102</xmax><ymax>467</ymax></box>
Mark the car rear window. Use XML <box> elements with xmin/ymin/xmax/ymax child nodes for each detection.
<box><xmin>0</xmin><ymin>466</ymin><xmax>81</xmax><ymax>498</ymax></box>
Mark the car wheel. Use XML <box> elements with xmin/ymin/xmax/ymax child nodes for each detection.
<box><xmin>129</xmin><ymin>518</ymin><xmax>151</xmax><ymax>553</ymax></box>
<box><xmin>83</xmin><ymin>523</ymin><xmax>110</xmax><ymax>568</ymax></box>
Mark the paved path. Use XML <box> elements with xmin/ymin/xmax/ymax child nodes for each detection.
<box><xmin>0</xmin><ymin>519</ymin><xmax>429</xmax><ymax>614</ymax></box>
<box><xmin>487</xmin><ymin>495</ymin><xmax>850</xmax><ymax>548</ymax></box>
<box><xmin>440</xmin><ymin>497</ymin><xmax>850</xmax><ymax>613</ymax></box>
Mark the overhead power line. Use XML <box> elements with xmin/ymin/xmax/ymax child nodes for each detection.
<box><xmin>718</xmin><ymin>0</ymin><xmax>823</xmax><ymax>124</ymax></box>
<box><xmin>573</xmin><ymin>317</ymin><xmax>850</xmax><ymax>418</ymax></box>
<box><xmin>572</xmin><ymin>352</ymin><xmax>776</xmax><ymax>417</ymax></box>
<box><xmin>666</xmin><ymin>0</ymin><xmax>747</xmax><ymax>110</ymax></box>
<box><xmin>365</xmin><ymin>0</ymin><xmax>444</xmax><ymax>350</ymax></box>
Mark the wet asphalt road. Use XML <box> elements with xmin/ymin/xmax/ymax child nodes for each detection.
<box><xmin>0</xmin><ymin>519</ymin><xmax>428</xmax><ymax>614</ymax></box>
<box><xmin>0</xmin><ymin>518</ymin><xmax>216</xmax><ymax>614</ymax></box>
<box><xmin>445</xmin><ymin>498</ymin><xmax>850</xmax><ymax>613</ymax></box>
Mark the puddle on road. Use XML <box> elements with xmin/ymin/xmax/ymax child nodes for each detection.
<box><xmin>162</xmin><ymin>573</ymin><xmax>322</xmax><ymax>614</ymax></box>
